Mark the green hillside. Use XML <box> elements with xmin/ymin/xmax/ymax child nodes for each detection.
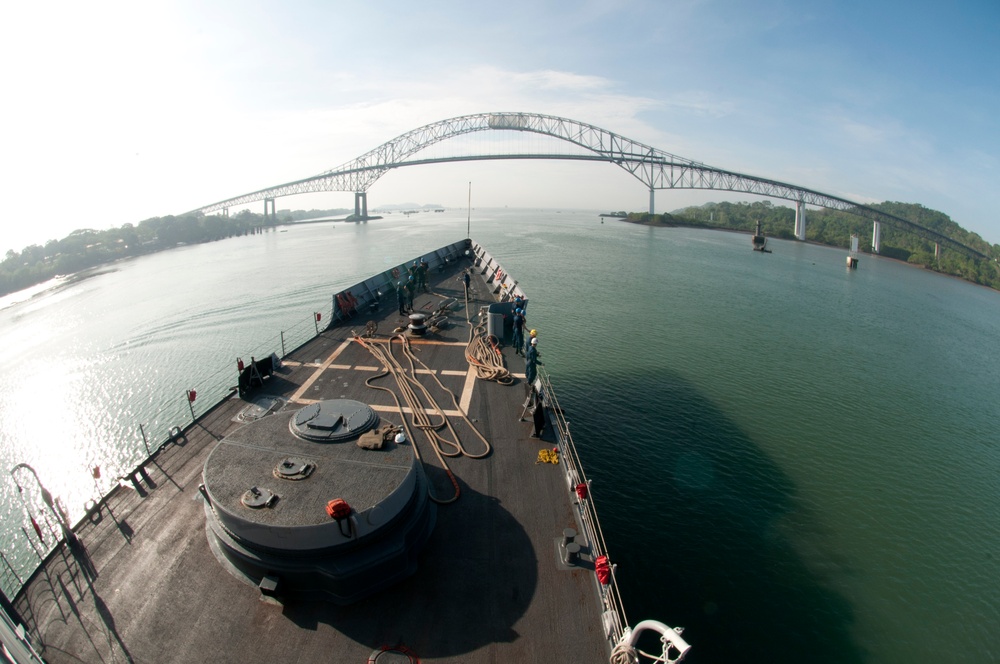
<box><xmin>629</xmin><ymin>201</ymin><xmax>1000</xmax><ymax>289</ymax></box>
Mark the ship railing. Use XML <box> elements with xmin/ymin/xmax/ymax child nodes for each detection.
<box><xmin>539</xmin><ymin>371</ymin><xmax>691</xmax><ymax>663</ymax></box>
<box><xmin>537</xmin><ymin>368</ymin><xmax>630</xmax><ymax>646</ymax></box>
<box><xmin>2</xmin><ymin>240</ymin><xmax>477</xmax><ymax>602</ymax></box>
<box><xmin>1</xmin><ymin>307</ymin><xmax>330</xmax><ymax>602</ymax></box>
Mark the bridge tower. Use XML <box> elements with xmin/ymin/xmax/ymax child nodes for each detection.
<box><xmin>263</xmin><ymin>198</ymin><xmax>276</xmax><ymax>223</ymax></box>
<box><xmin>354</xmin><ymin>192</ymin><xmax>368</xmax><ymax>220</ymax></box>
<box><xmin>794</xmin><ymin>200</ymin><xmax>807</xmax><ymax>241</ymax></box>
<box><xmin>935</xmin><ymin>243</ymin><xmax>942</xmax><ymax>261</ymax></box>
<box><xmin>872</xmin><ymin>221</ymin><xmax>882</xmax><ymax>253</ymax></box>
<box><xmin>649</xmin><ymin>187</ymin><xmax>655</xmax><ymax>215</ymax></box>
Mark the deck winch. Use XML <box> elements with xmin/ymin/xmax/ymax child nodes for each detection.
<box><xmin>407</xmin><ymin>312</ymin><xmax>428</xmax><ymax>336</ymax></box>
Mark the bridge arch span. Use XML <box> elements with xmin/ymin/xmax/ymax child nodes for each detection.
<box><xmin>197</xmin><ymin>112</ymin><xmax>685</xmax><ymax>214</ymax></box>
<box><xmin>194</xmin><ymin>112</ymin><xmax>988</xmax><ymax>260</ymax></box>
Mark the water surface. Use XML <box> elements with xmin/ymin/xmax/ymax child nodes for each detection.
<box><xmin>1</xmin><ymin>210</ymin><xmax>998</xmax><ymax>663</ymax></box>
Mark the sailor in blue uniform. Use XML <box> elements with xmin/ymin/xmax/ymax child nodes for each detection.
<box><xmin>525</xmin><ymin>328</ymin><xmax>537</xmax><ymax>356</ymax></box>
<box><xmin>405</xmin><ymin>276</ymin><xmax>415</xmax><ymax>311</ymax></box>
<box><xmin>512</xmin><ymin>308</ymin><xmax>525</xmax><ymax>356</ymax></box>
<box><xmin>524</xmin><ymin>336</ymin><xmax>542</xmax><ymax>408</ymax></box>
<box><xmin>525</xmin><ymin>336</ymin><xmax>539</xmax><ymax>386</ymax></box>
<box><xmin>396</xmin><ymin>282</ymin><xmax>407</xmax><ymax>315</ymax></box>
<box><xmin>418</xmin><ymin>259</ymin><xmax>429</xmax><ymax>292</ymax></box>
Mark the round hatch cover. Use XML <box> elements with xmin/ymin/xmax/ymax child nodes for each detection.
<box><xmin>290</xmin><ymin>399</ymin><xmax>378</xmax><ymax>442</ymax></box>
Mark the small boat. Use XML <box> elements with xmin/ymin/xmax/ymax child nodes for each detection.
<box><xmin>752</xmin><ymin>220</ymin><xmax>771</xmax><ymax>253</ymax></box>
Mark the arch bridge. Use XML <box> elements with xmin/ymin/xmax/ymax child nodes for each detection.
<box><xmin>194</xmin><ymin>112</ymin><xmax>986</xmax><ymax>260</ymax></box>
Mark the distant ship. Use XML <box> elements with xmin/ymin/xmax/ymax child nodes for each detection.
<box><xmin>752</xmin><ymin>220</ymin><xmax>771</xmax><ymax>252</ymax></box>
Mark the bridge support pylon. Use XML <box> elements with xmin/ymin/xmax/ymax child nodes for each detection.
<box><xmin>872</xmin><ymin>221</ymin><xmax>882</xmax><ymax>254</ymax></box>
<box><xmin>354</xmin><ymin>192</ymin><xmax>368</xmax><ymax>220</ymax></box>
<box><xmin>935</xmin><ymin>242</ymin><xmax>941</xmax><ymax>260</ymax></box>
<box><xmin>263</xmin><ymin>198</ymin><xmax>276</xmax><ymax>223</ymax></box>
<box><xmin>649</xmin><ymin>188</ymin><xmax>655</xmax><ymax>215</ymax></box>
<box><xmin>794</xmin><ymin>200</ymin><xmax>806</xmax><ymax>241</ymax></box>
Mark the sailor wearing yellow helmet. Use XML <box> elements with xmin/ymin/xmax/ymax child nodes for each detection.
<box><xmin>524</xmin><ymin>328</ymin><xmax>537</xmax><ymax>356</ymax></box>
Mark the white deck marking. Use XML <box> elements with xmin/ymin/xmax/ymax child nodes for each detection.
<box><xmin>290</xmin><ymin>340</ymin><xmax>475</xmax><ymax>409</ymax></box>
<box><xmin>290</xmin><ymin>339</ymin><xmax>352</xmax><ymax>403</ymax></box>
<box><xmin>370</xmin><ymin>403</ymin><xmax>462</xmax><ymax>417</ymax></box>
<box><xmin>459</xmin><ymin>365</ymin><xmax>477</xmax><ymax>414</ymax></box>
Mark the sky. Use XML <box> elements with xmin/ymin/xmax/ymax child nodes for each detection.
<box><xmin>1</xmin><ymin>0</ymin><xmax>998</xmax><ymax>253</ymax></box>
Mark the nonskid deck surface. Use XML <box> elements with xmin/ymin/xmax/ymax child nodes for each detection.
<box><xmin>14</xmin><ymin>259</ymin><xmax>610</xmax><ymax>663</ymax></box>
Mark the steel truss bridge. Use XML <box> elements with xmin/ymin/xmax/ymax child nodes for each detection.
<box><xmin>194</xmin><ymin>112</ymin><xmax>987</xmax><ymax>260</ymax></box>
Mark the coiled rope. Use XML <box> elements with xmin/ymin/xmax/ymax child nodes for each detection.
<box><xmin>353</xmin><ymin>333</ymin><xmax>491</xmax><ymax>504</ymax></box>
<box><xmin>464</xmin><ymin>298</ymin><xmax>514</xmax><ymax>384</ymax></box>
<box><xmin>459</xmin><ymin>269</ymin><xmax>512</xmax><ymax>384</ymax></box>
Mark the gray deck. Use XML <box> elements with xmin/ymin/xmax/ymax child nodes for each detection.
<box><xmin>13</xmin><ymin>257</ymin><xmax>611</xmax><ymax>663</ymax></box>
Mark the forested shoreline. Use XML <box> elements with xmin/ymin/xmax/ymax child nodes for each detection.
<box><xmin>629</xmin><ymin>201</ymin><xmax>1000</xmax><ymax>290</ymax></box>
<box><xmin>0</xmin><ymin>208</ymin><xmax>349</xmax><ymax>298</ymax></box>
<box><xmin>3</xmin><ymin>202</ymin><xmax>999</xmax><ymax>297</ymax></box>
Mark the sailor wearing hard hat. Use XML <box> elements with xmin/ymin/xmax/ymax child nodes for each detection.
<box><xmin>524</xmin><ymin>328</ymin><xmax>537</xmax><ymax>356</ymax></box>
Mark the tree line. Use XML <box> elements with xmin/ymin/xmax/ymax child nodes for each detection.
<box><xmin>4</xmin><ymin>202</ymin><xmax>999</xmax><ymax>297</ymax></box>
<box><xmin>0</xmin><ymin>208</ymin><xmax>350</xmax><ymax>298</ymax></box>
<box><xmin>629</xmin><ymin>200</ymin><xmax>1000</xmax><ymax>289</ymax></box>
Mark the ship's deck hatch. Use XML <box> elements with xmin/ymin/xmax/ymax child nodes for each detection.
<box><xmin>202</xmin><ymin>399</ymin><xmax>435</xmax><ymax>604</ymax></box>
<box><xmin>290</xmin><ymin>399</ymin><xmax>378</xmax><ymax>442</ymax></box>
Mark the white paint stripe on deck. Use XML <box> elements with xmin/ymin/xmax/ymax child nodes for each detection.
<box><xmin>290</xmin><ymin>339</ymin><xmax>353</xmax><ymax>403</ymax></box>
<box><xmin>370</xmin><ymin>403</ymin><xmax>462</xmax><ymax>417</ymax></box>
<box><xmin>459</xmin><ymin>365</ymin><xmax>476</xmax><ymax>414</ymax></box>
<box><xmin>406</xmin><ymin>339</ymin><xmax>468</xmax><ymax>347</ymax></box>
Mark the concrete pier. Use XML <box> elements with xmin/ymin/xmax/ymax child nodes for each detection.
<box><xmin>794</xmin><ymin>200</ymin><xmax>806</xmax><ymax>241</ymax></box>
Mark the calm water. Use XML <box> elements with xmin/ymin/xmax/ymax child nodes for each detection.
<box><xmin>1</xmin><ymin>209</ymin><xmax>998</xmax><ymax>663</ymax></box>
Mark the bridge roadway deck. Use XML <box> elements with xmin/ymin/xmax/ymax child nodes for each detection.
<box><xmin>13</xmin><ymin>260</ymin><xmax>611</xmax><ymax>663</ymax></box>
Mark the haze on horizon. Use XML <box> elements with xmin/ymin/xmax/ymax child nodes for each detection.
<box><xmin>1</xmin><ymin>0</ymin><xmax>997</xmax><ymax>253</ymax></box>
